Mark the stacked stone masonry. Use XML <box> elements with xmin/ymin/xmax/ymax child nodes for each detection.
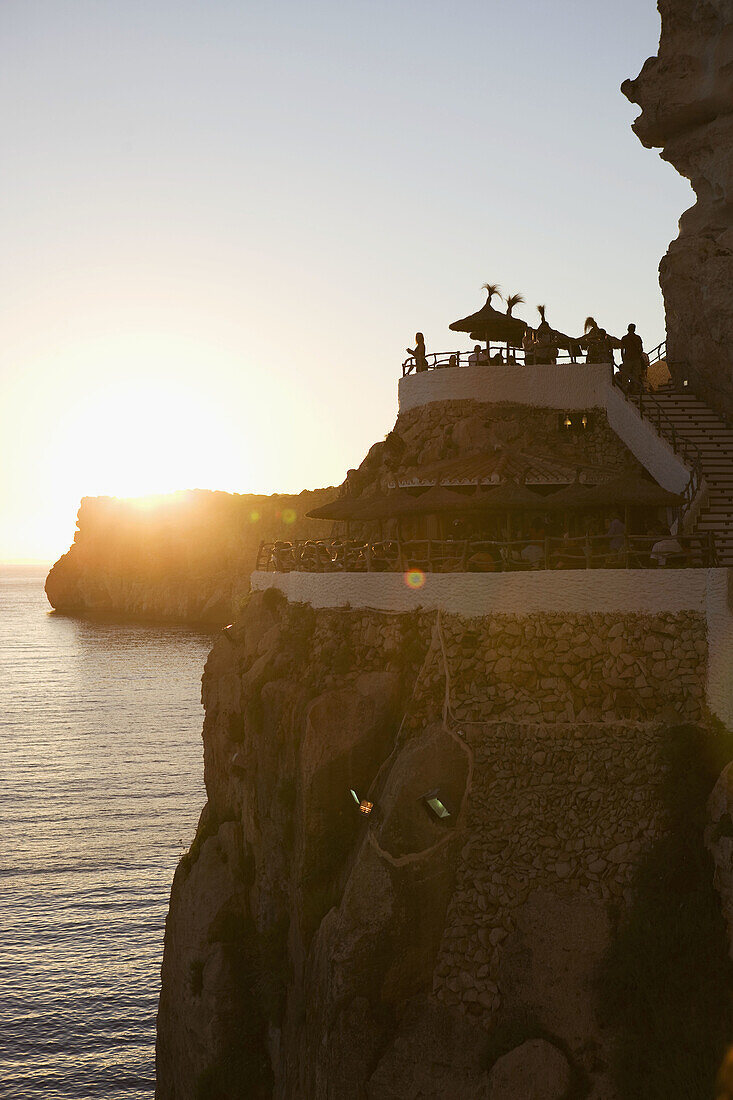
<box><xmin>157</xmin><ymin>592</ymin><xmax>718</xmax><ymax>1098</ymax></box>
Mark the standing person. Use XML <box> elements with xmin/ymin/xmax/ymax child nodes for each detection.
<box><xmin>620</xmin><ymin>323</ymin><xmax>645</xmax><ymax>389</ymax></box>
<box><xmin>407</xmin><ymin>332</ymin><xmax>428</xmax><ymax>373</ymax></box>
<box><xmin>605</xmin><ymin>509</ymin><xmax>626</xmax><ymax>553</ymax></box>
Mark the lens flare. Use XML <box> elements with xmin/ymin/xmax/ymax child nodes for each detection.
<box><xmin>282</xmin><ymin>508</ymin><xmax>297</xmax><ymax>525</ymax></box>
<box><xmin>249</xmin><ymin>509</ymin><xmax>260</xmax><ymax>523</ymax></box>
<box><xmin>404</xmin><ymin>569</ymin><xmax>426</xmax><ymax>590</ymax></box>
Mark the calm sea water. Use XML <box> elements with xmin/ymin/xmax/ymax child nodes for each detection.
<box><xmin>0</xmin><ymin>566</ymin><xmax>215</xmax><ymax>1100</ymax></box>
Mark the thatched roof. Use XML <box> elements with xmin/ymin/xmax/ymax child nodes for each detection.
<box><xmin>449</xmin><ymin>298</ymin><xmax>527</xmax><ymax>347</ymax></box>
<box><xmin>579</xmin><ymin>474</ymin><xmax>682</xmax><ymax>508</ymax></box>
<box><xmin>463</xmin><ymin>481</ymin><xmax>545</xmax><ymax>511</ymax></box>
<box><xmin>306</xmin><ymin>497</ymin><xmax>365</xmax><ymax>520</ymax></box>
<box><xmin>540</xmin><ymin>482</ymin><xmax>595</xmax><ymax>509</ymax></box>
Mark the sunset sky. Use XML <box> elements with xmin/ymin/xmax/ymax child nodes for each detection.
<box><xmin>0</xmin><ymin>0</ymin><xmax>691</xmax><ymax>562</ymax></box>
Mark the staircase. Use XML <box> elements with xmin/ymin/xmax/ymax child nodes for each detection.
<box><xmin>620</xmin><ymin>356</ymin><xmax>733</xmax><ymax>564</ymax></box>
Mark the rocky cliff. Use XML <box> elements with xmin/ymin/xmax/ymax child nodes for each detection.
<box><xmin>44</xmin><ymin>488</ymin><xmax>336</xmax><ymax>625</ymax></box>
<box><xmin>156</xmin><ymin>590</ymin><xmax>733</xmax><ymax>1098</ymax></box>
<box><xmin>622</xmin><ymin>0</ymin><xmax>733</xmax><ymax>416</ymax></box>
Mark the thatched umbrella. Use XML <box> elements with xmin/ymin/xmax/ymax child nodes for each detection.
<box><xmin>540</xmin><ymin>482</ymin><xmax>596</xmax><ymax>509</ymax></box>
<box><xmin>463</xmin><ymin>480</ymin><xmax>545</xmax><ymax>512</ymax></box>
<box><xmin>450</xmin><ymin>287</ymin><xmax>527</xmax><ymax>351</ymax></box>
<box><xmin>580</xmin><ymin>474</ymin><xmax>681</xmax><ymax>509</ymax></box>
<box><xmin>396</xmin><ymin>485</ymin><xmax>476</xmax><ymax>515</ymax></box>
<box><xmin>306</xmin><ymin>497</ymin><xmax>368</xmax><ymax>521</ymax></box>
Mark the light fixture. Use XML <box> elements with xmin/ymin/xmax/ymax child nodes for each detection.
<box><xmin>564</xmin><ymin>415</ymin><xmax>572</xmax><ymax>429</ymax></box>
<box><xmin>581</xmin><ymin>414</ymin><xmax>588</xmax><ymax>429</ymax></box>
<box><xmin>422</xmin><ymin>789</ymin><xmax>452</xmax><ymax>820</ymax></box>
<box><xmin>350</xmin><ymin>788</ymin><xmax>374</xmax><ymax>816</ymax></box>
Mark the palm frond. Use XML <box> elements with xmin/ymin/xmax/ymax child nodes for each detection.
<box><xmin>584</xmin><ymin>316</ymin><xmax>597</xmax><ymax>333</ymax></box>
<box><xmin>481</xmin><ymin>283</ymin><xmax>503</xmax><ymax>303</ymax></box>
<box><xmin>537</xmin><ymin>304</ymin><xmax>546</xmax><ymax>322</ymax></box>
<box><xmin>505</xmin><ymin>293</ymin><xmax>525</xmax><ymax>315</ymax></box>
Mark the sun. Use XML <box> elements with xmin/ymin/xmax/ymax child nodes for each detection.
<box><xmin>48</xmin><ymin>369</ymin><xmax>259</xmax><ymax>503</ymax></box>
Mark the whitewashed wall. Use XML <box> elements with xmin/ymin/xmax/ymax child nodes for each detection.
<box><xmin>606</xmin><ymin>385</ymin><xmax>691</xmax><ymax>494</ymax></box>
<box><xmin>398</xmin><ymin>363</ymin><xmax>612</xmax><ymax>413</ymax></box>
<box><xmin>252</xmin><ymin>568</ymin><xmax>710</xmax><ymax>616</ymax></box>
<box><xmin>251</xmin><ymin>567</ymin><xmax>733</xmax><ymax>728</ymax></box>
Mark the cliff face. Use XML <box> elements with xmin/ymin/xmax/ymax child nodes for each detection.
<box><xmin>622</xmin><ymin>0</ymin><xmax>733</xmax><ymax>416</ymax></box>
<box><xmin>44</xmin><ymin>488</ymin><xmax>336</xmax><ymax>625</ymax></box>
<box><xmin>156</xmin><ymin>591</ymin><xmax>733</xmax><ymax>1098</ymax></box>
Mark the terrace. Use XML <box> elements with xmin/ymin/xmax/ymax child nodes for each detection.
<box><xmin>255</xmin><ymin>532</ymin><xmax>716</xmax><ymax>575</ymax></box>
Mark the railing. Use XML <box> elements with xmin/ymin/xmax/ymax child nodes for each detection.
<box><xmin>256</xmin><ymin>533</ymin><xmax>716</xmax><ymax>574</ymax></box>
<box><xmin>402</xmin><ymin>347</ymin><xmax>611</xmax><ymax>375</ymax></box>
<box><xmin>647</xmin><ymin>339</ymin><xmax>667</xmax><ymax>365</ymax></box>
<box><xmin>611</xmin><ymin>373</ymin><xmax>704</xmax><ymax>520</ymax></box>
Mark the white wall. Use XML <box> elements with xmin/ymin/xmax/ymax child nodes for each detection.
<box><xmin>252</xmin><ymin>567</ymin><xmax>733</xmax><ymax>727</ymax></box>
<box><xmin>606</xmin><ymin>385</ymin><xmax>692</xmax><ymax>494</ymax></box>
<box><xmin>398</xmin><ymin>363</ymin><xmax>613</xmax><ymax>413</ymax></box>
<box><xmin>252</xmin><ymin>567</ymin><xmax>712</xmax><ymax>616</ymax></box>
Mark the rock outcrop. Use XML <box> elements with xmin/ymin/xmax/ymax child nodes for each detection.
<box><xmin>44</xmin><ymin>488</ymin><xmax>336</xmax><ymax>625</ymax></box>
<box><xmin>156</xmin><ymin>592</ymin><xmax>732</xmax><ymax>1097</ymax></box>
<box><xmin>622</xmin><ymin>0</ymin><xmax>733</xmax><ymax>417</ymax></box>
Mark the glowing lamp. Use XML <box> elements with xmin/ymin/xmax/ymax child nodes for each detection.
<box><xmin>350</xmin><ymin>788</ymin><xmax>374</xmax><ymax>816</ymax></box>
<box><xmin>422</xmin><ymin>789</ymin><xmax>452</xmax><ymax>820</ymax></box>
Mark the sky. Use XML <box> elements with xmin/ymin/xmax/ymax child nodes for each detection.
<box><xmin>0</xmin><ymin>0</ymin><xmax>693</xmax><ymax>562</ymax></box>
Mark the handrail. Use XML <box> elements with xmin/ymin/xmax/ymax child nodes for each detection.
<box><xmin>402</xmin><ymin>347</ymin><xmax>614</xmax><ymax>375</ymax></box>
<box><xmin>611</xmin><ymin>372</ymin><xmax>704</xmax><ymax>522</ymax></box>
<box><xmin>255</xmin><ymin>533</ymin><xmax>716</xmax><ymax>573</ymax></box>
<box><xmin>646</xmin><ymin>339</ymin><xmax>666</xmax><ymax>365</ymax></box>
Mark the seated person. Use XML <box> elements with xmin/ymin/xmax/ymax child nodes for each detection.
<box><xmin>520</xmin><ymin>524</ymin><xmax>545</xmax><ymax>567</ymax></box>
<box><xmin>605</xmin><ymin>510</ymin><xmax>626</xmax><ymax>552</ymax></box>
<box><xmin>468</xmin><ymin>344</ymin><xmax>483</xmax><ymax>365</ymax></box>
<box><xmin>467</xmin><ymin>542</ymin><xmax>502</xmax><ymax>571</ymax></box>
<box><xmin>552</xmin><ymin>532</ymin><xmax>586</xmax><ymax>569</ymax></box>
<box><xmin>650</xmin><ymin>528</ymin><xmax>684</xmax><ymax>566</ymax></box>
<box><xmin>447</xmin><ymin>354</ymin><xmax>457</xmax><ymax>368</ymax></box>
<box><xmin>490</xmin><ymin>349</ymin><xmax>504</xmax><ymax>364</ymax></box>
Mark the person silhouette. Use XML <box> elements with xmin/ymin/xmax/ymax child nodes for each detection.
<box><xmin>620</xmin><ymin>323</ymin><xmax>645</xmax><ymax>388</ymax></box>
<box><xmin>407</xmin><ymin>332</ymin><xmax>428</xmax><ymax>373</ymax></box>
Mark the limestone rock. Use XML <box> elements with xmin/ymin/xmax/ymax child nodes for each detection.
<box><xmin>487</xmin><ymin>1039</ymin><xmax>571</xmax><ymax>1100</ymax></box>
<box><xmin>622</xmin><ymin>1</ymin><xmax>733</xmax><ymax>415</ymax></box>
<box><xmin>705</xmin><ymin>760</ymin><xmax>733</xmax><ymax>958</ymax></box>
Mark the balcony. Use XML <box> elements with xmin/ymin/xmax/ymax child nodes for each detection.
<box><xmin>398</xmin><ymin>349</ymin><xmax>613</xmax><ymax>413</ymax></box>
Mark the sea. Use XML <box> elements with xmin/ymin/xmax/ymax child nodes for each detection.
<box><xmin>0</xmin><ymin>565</ymin><xmax>216</xmax><ymax>1100</ymax></box>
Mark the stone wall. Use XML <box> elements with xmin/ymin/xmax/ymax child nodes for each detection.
<box><xmin>157</xmin><ymin>591</ymin><xmax>726</xmax><ymax>1099</ymax></box>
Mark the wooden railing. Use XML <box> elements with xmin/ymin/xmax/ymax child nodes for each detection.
<box><xmin>256</xmin><ymin>533</ymin><xmax>716</xmax><ymax>574</ymax></box>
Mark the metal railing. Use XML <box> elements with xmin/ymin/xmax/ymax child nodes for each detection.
<box><xmin>402</xmin><ymin>347</ymin><xmax>613</xmax><ymax>375</ymax></box>
<box><xmin>256</xmin><ymin>533</ymin><xmax>716</xmax><ymax>574</ymax></box>
<box><xmin>611</xmin><ymin>372</ymin><xmax>704</xmax><ymax>520</ymax></box>
<box><xmin>647</xmin><ymin>339</ymin><xmax>667</xmax><ymax>365</ymax></box>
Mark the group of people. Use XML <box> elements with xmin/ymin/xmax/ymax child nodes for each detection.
<box><xmin>449</xmin><ymin>510</ymin><xmax>690</xmax><ymax>571</ymax></box>
<box><xmin>406</xmin><ymin>321</ymin><xmax>648</xmax><ymax>386</ymax></box>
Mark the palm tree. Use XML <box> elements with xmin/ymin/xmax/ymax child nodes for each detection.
<box><xmin>504</xmin><ymin>294</ymin><xmax>525</xmax><ymax>361</ymax></box>
<box><xmin>481</xmin><ymin>282</ymin><xmax>503</xmax><ymax>304</ymax></box>
<box><xmin>537</xmin><ymin>304</ymin><xmax>547</xmax><ymax>326</ymax></box>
